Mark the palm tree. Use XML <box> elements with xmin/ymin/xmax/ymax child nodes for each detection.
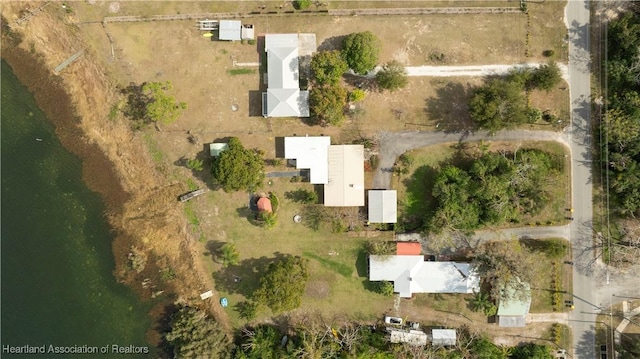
<box><xmin>468</xmin><ymin>291</ymin><xmax>496</xmax><ymax>316</ymax></box>
<box><xmin>220</xmin><ymin>243</ymin><xmax>239</xmax><ymax>267</ymax></box>
<box><xmin>259</xmin><ymin>211</ymin><xmax>277</xmax><ymax>229</ymax></box>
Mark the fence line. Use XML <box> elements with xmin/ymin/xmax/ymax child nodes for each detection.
<box><xmin>102</xmin><ymin>6</ymin><xmax>520</xmax><ymax>23</ymax></box>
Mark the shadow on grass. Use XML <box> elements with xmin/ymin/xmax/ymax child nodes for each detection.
<box><xmin>205</xmin><ymin>240</ymin><xmax>226</xmax><ymax>261</ymax></box>
<box><xmin>400</xmin><ymin>164</ymin><xmax>439</xmax><ymax>230</ymax></box>
<box><xmin>424</xmin><ymin>81</ymin><xmax>475</xmax><ymax>134</ymax></box>
<box><xmin>355</xmin><ymin>247</ymin><xmax>368</xmax><ymax>278</ymax></box>
<box><xmin>213</xmin><ymin>253</ymin><xmax>288</xmax><ymax>298</ymax></box>
<box><xmin>302</xmin><ymin>251</ymin><xmax>353</xmax><ymax>277</ymax></box>
<box><xmin>236</xmin><ymin>204</ymin><xmax>263</xmax><ymax>228</ymax></box>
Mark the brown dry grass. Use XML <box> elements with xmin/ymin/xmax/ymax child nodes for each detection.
<box><xmin>4</xmin><ymin>0</ymin><xmax>572</xmax><ymax>339</ymax></box>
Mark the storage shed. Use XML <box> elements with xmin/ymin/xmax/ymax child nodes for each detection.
<box><xmin>368</xmin><ymin>190</ymin><xmax>397</xmax><ymax>223</ymax></box>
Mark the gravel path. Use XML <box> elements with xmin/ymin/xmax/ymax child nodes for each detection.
<box><xmin>406</xmin><ymin>63</ymin><xmax>569</xmax><ymax>82</ymax></box>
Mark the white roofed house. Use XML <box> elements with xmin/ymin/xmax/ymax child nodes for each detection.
<box><xmin>283</xmin><ymin>136</ymin><xmax>331</xmax><ymax>184</ymax></box>
<box><xmin>368</xmin><ymin>190</ymin><xmax>397</xmax><ymax>223</ymax></box>
<box><xmin>262</xmin><ymin>34</ymin><xmax>315</xmax><ymax>118</ymax></box>
<box><xmin>324</xmin><ymin>145</ymin><xmax>365</xmax><ymax>207</ymax></box>
<box><xmin>368</xmin><ymin>255</ymin><xmax>480</xmax><ymax>298</ymax></box>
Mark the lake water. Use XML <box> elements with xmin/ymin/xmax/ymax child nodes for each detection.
<box><xmin>1</xmin><ymin>60</ymin><xmax>153</xmax><ymax>358</ymax></box>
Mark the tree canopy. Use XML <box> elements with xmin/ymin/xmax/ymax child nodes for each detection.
<box><xmin>211</xmin><ymin>137</ymin><xmax>265</xmax><ymax>192</ymax></box>
<box><xmin>473</xmin><ymin>241</ymin><xmax>538</xmax><ymax>302</ymax></box>
<box><xmin>341</xmin><ymin>31</ymin><xmax>382</xmax><ymax>75</ymax></box>
<box><xmin>528</xmin><ymin>61</ymin><xmax>563</xmax><ymax>92</ymax></box>
<box><xmin>601</xmin><ymin>10</ymin><xmax>640</xmax><ymax>217</ymax></box>
<box><xmin>426</xmin><ymin>150</ymin><xmax>559</xmax><ymax>233</ymax></box>
<box><xmin>375</xmin><ymin>60</ymin><xmax>408</xmax><ymax>92</ymax></box>
<box><xmin>253</xmin><ymin>255</ymin><xmax>309</xmax><ymax>313</ymax></box>
<box><xmin>310</xmin><ymin>50</ymin><xmax>349</xmax><ymax>86</ymax></box>
<box><xmin>309</xmin><ymin>84</ymin><xmax>347</xmax><ymax>126</ymax></box>
<box><xmin>165</xmin><ymin>306</ymin><xmax>232</xmax><ymax>359</ymax></box>
<box><xmin>122</xmin><ymin>81</ymin><xmax>187</xmax><ymax>129</ymax></box>
<box><xmin>510</xmin><ymin>343</ymin><xmax>553</xmax><ymax>359</ymax></box>
<box><xmin>468</xmin><ymin>78</ymin><xmax>528</xmax><ymax>133</ymax></box>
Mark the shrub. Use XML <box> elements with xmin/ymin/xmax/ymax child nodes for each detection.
<box><xmin>236</xmin><ymin>301</ymin><xmax>258</xmax><ymax>320</ymax></box>
<box><xmin>369</xmin><ymin>155</ymin><xmax>379</xmax><ymax>170</ymax></box>
<box><xmin>366</xmin><ymin>241</ymin><xmax>395</xmax><ymax>255</ymax></box>
<box><xmin>292</xmin><ymin>0</ymin><xmax>311</xmax><ymax>10</ymax></box>
<box><xmin>186</xmin><ymin>158</ymin><xmax>204</xmax><ymax>171</ymax></box>
<box><xmin>379</xmin><ymin>281</ymin><xmax>394</xmax><ymax>296</ymax></box>
<box><xmin>526</xmin><ymin>107</ymin><xmax>543</xmax><ymax>123</ymax></box>
<box><xmin>542</xmin><ymin>49</ymin><xmax>555</xmax><ymax>57</ymax></box>
<box><xmin>268</xmin><ymin>192</ymin><xmax>279</xmax><ymax>212</ymax></box>
<box><xmin>247</xmin><ymin>39</ymin><xmax>256</xmax><ymax>45</ymax></box>
<box><xmin>348</xmin><ymin>89</ymin><xmax>366</xmax><ymax>102</ymax></box>
<box><xmin>375</xmin><ymin>60</ymin><xmax>408</xmax><ymax>92</ymax></box>
<box><xmin>128</xmin><ymin>247</ymin><xmax>147</xmax><ymax>273</ymax></box>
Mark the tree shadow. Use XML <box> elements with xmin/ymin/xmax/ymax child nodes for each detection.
<box><xmin>317</xmin><ymin>35</ymin><xmax>346</xmax><ymax>52</ymax></box>
<box><xmin>399</xmin><ymin>165</ymin><xmax>438</xmax><ymax>231</ymax></box>
<box><xmin>153</xmin><ymin>302</ymin><xmax>178</xmax><ymax>358</ymax></box>
<box><xmin>355</xmin><ymin>246</ymin><xmax>369</xmax><ymax>278</ymax></box>
<box><xmin>205</xmin><ymin>240</ymin><xmax>226</xmax><ymax>264</ymax></box>
<box><xmin>212</xmin><ymin>252</ymin><xmax>288</xmax><ymax>298</ymax></box>
<box><xmin>424</xmin><ymin>81</ymin><xmax>475</xmax><ymax>134</ymax></box>
<box><xmin>236</xmin><ymin>205</ymin><xmax>261</xmax><ymax>227</ymax></box>
<box><xmin>343</xmin><ymin>72</ymin><xmax>377</xmax><ymax>91</ymax></box>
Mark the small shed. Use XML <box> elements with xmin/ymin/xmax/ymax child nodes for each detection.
<box><xmin>209</xmin><ymin>143</ymin><xmax>229</xmax><ymax>157</ymax></box>
<box><xmin>497</xmin><ymin>282</ymin><xmax>531</xmax><ymax>328</ymax></box>
<box><xmin>241</xmin><ymin>24</ymin><xmax>255</xmax><ymax>40</ymax></box>
<box><xmin>431</xmin><ymin>329</ymin><xmax>456</xmax><ymax>346</ymax></box>
<box><xmin>396</xmin><ymin>242</ymin><xmax>421</xmax><ymax>255</ymax></box>
<box><xmin>257</xmin><ymin>197</ymin><xmax>273</xmax><ymax>213</ymax></box>
<box><xmin>368</xmin><ymin>190</ymin><xmax>397</xmax><ymax>223</ymax></box>
<box><xmin>219</xmin><ymin>20</ymin><xmax>241</xmax><ymax>41</ymax></box>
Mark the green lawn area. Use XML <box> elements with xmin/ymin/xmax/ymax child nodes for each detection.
<box><xmin>526</xmin><ymin>238</ymin><xmax>572</xmax><ymax>313</ymax></box>
<box><xmin>196</xmin><ymin>176</ymin><xmax>396</xmax><ymax>327</ymax></box>
<box><xmin>393</xmin><ymin>141</ymin><xmax>571</xmax><ymax>232</ymax></box>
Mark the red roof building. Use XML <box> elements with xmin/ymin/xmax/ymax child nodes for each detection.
<box><xmin>257</xmin><ymin>197</ymin><xmax>273</xmax><ymax>213</ymax></box>
<box><xmin>396</xmin><ymin>242</ymin><xmax>421</xmax><ymax>255</ymax></box>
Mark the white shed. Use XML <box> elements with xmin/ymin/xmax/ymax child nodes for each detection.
<box><xmin>368</xmin><ymin>190</ymin><xmax>397</xmax><ymax>223</ymax></box>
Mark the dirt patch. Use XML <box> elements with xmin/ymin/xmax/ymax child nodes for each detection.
<box><xmin>305</xmin><ymin>280</ymin><xmax>331</xmax><ymax>299</ymax></box>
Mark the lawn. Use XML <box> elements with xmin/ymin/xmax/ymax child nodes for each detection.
<box><xmin>394</xmin><ymin>141</ymin><xmax>571</xmax><ymax>232</ymax></box>
<box><xmin>189</xmin><ymin>175</ymin><xmax>396</xmax><ymax>327</ymax></box>
<box><xmin>525</xmin><ymin>238</ymin><xmax>573</xmax><ymax>313</ymax></box>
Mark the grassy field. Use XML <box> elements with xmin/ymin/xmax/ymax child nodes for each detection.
<box><xmin>185</xmin><ymin>174</ymin><xmax>396</xmax><ymax>327</ymax></box>
<box><xmin>394</xmin><ymin>141</ymin><xmax>571</xmax><ymax>231</ymax></box>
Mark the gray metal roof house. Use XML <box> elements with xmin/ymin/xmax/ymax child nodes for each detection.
<box><xmin>262</xmin><ymin>34</ymin><xmax>315</xmax><ymax>118</ymax></box>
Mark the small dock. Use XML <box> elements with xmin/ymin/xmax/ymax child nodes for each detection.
<box><xmin>178</xmin><ymin>188</ymin><xmax>207</xmax><ymax>202</ymax></box>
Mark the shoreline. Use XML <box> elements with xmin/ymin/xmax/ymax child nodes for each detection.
<box><xmin>2</xmin><ymin>2</ymin><xmax>231</xmax><ymax>347</ymax></box>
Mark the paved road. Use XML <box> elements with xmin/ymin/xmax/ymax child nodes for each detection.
<box><xmin>372</xmin><ymin>129</ymin><xmax>567</xmax><ymax>189</ymax></box>
<box><xmin>564</xmin><ymin>1</ymin><xmax>596</xmax><ymax>358</ymax></box>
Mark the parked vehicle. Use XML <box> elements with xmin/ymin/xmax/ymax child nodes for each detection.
<box><xmin>384</xmin><ymin>316</ymin><xmax>403</xmax><ymax>325</ymax></box>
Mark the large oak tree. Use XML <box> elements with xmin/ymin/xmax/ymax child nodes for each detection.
<box><xmin>211</xmin><ymin>137</ymin><xmax>265</xmax><ymax>192</ymax></box>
